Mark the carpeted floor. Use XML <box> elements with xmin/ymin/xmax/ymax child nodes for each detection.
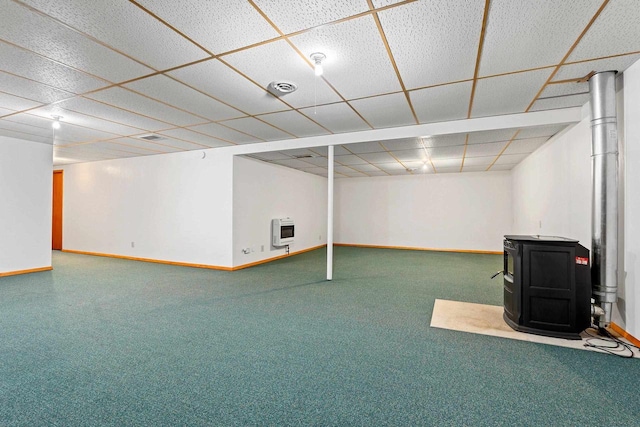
<box><xmin>0</xmin><ymin>247</ymin><xmax>638</xmax><ymax>426</ymax></box>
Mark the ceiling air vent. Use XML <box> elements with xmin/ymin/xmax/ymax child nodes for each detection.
<box><xmin>268</xmin><ymin>81</ymin><xmax>298</xmax><ymax>96</ymax></box>
<box><xmin>293</xmin><ymin>154</ymin><xmax>316</xmax><ymax>159</ymax></box>
<box><xmin>138</xmin><ymin>134</ymin><xmax>165</xmax><ymax>141</ymax></box>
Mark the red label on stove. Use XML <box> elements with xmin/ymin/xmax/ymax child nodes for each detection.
<box><xmin>576</xmin><ymin>256</ymin><xmax>589</xmax><ymax>265</ymax></box>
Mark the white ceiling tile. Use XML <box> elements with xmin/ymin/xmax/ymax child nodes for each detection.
<box><xmin>0</xmin><ymin>119</ymin><xmax>54</xmax><ymax>142</ymax></box>
<box><xmin>0</xmin><ymin>41</ymin><xmax>108</xmax><ymax>93</ymax></box>
<box><xmin>170</xmin><ymin>59</ymin><xmax>289</xmax><ymax>115</ymax></box>
<box><xmin>341</xmin><ymin>171</ymin><xmax>369</xmax><ymax>177</ymax></box>
<box><xmin>569</xmin><ymin>0</ymin><xmax>640</xmax><ymax>62</ymax></box>
<box><xmin>223</xmin><ymin>39</ymin><xmax>342</xmax><ymax>109</ymax></box>
<box><xmin>0</xmin><ymin>107</ymin><xmax>14</xmax><ymax>116</ymax></box>
<box><xmin>0</xmin><ymin>1</ymin><xmax>153</xmax><ymax>82</ymax></box>
<box><xmin>110</xmin><ymin>137</ymin><xmax>183</xmax><ymax>154</ymax></box>
<box><xmin>127</xmin><ymin>135</ymin><xmax>205</xmax><ymax>151</ymax></box>
<box><xmin>272</xmin><ymin>158</ymin><xmax>317</xmax><ymax>169</ymax></box>
<box><xmin>3</xmin><ymin>113</ymin><xmax>117</xmax><ymax>144</ymax></box>
<box><xmin>518</xmin><ymin>124</ymin><xmax>567</xmax><ymax>139</ymax></box>
<box><xmin>56</xmin><ymin>97</ymin><xmax>169</xmax><ymax>132</ymax></box>
<box><xmin>299</xmin><ymin>167</ymin><xmax>328</xmax><ymax>176</ymax></box>
<box><xmin>279</xmin><ymin>148</ymin><xmax>317</xmax><ymax>158</ymax></box>
<box><xmin>434</xmin><ymin>167</ymin><xmax>462</xmax><ymax>174</ymax></box>
<box><xmin>472</xmin><ymin>69</ymin><xmax>552</xmax><ymax>117</ymax></box>
<box><xmin>378</xmin><ymin>0</ymin><xmax>484</xmax><ymax>88</ymax></box>
<box><xmin>357</xmin><ymin>151</ymin><xmax>398</xmax><ymax>163</ymax></box>
<box><xmin>427</xmin><ymin>145</ymin><xmax>465</xmax><ymax>159</ymax></box>
<box><xmin>0</xmin><ymin>71</ymin><xmax>74</xmax><ymax>104</ymax></box>
<box><xmin>125</xmin><ymin>75</ymin><xmax>244</xmax><ymax>122</ymax></box>
<box><xmin>365</xmin><ymin>170</ymin><xmax>391</xmax><ymax>177</ymax></box>
<box><xmin>188</xmin><ymin>122</ymin><xmax>260</xmax><ymax>144</ymax></box>
<box><xmin>504</xmin><ymin>137</ymin><xmax>549</xmax><ymax>155</ymax></box>
<box><xmin>310</xmin><ymin>146</ymin><xmax>350</xmax><ymax>156</ymax></box>
<box><xmin>480</xmin><ymin>0</ymin><xmax>602</xmax><ymax>76</ymax></box>
<box><xmin>489</xmin><ymin>164</ymin><xmax>516</xmax><ymax>171</ymax></box>
<box><xmin>0</xmin><ymin>92</ymin><xmax>43</xmax><ymax>111</ymax></box>
<box><xmin>334</xmin><ymin>154</ymin><xmax>367</xmax><ymax>165</ymax></box>
<box><xmin>84</xmin><ymin>141</ymin><xmax>157</xmax><ymax>156</ymax></box>
<box><xmin>221</xmin><ymin>117</ymin><xmax>293</xmax><ymax>141</ymax></box>
<box><xmin>334</xmin><ymin>165</ymin><xmax>361</xmax><ymax>175</ymax></box>
<box><xmin>556</xmin><ymin>54</ymin><xmax>640</xmax><ymax>81</ymax></box>
<box><xmin>431</xmin><ymin>158</ymin><xmax>463</xmax><ymax>169</ymax></box>
<box><xmin>460</xmin><ymin>156</ymin><xmax>493</xmax><ymax>167</ymax></box>
<box><xmin>422</xmin><ymin>134</ymin><xmax>467</xmax><ymax>148</ymax></box>
<box><xmin>87</xmin><ymin>87</ymin><xmax>205</xmax><ymax>127</ymax></box>
<box><xmin>389</xmin><ymin>149</ymin><xmax>428</xmax><ymax>162</ymax></box>
<box><xmin>21</xmin><ymin>0</ymin><xmax>208</xmax><ymax>70</ymax></box>
<box><xmin>350</xmin><ymin>92</ymin><xmax>416</xmax><ymax>128</ymax></box>
<box><xmin>296</xmin><ymin>156</ymin><xmax>329</xmax><ymax>167</ymax></box>
<box><xmin>460</xmin><ymin>165</ymin><xmax>488</xmax><ymax>173</ymax></box>
<box><xmin>531</xmin><ymin>93</ymin><xmax>590</xmax><ymax>112</ymax></box>
<box><xmin>349</xmin><ymin>163</ymin><xmax>382</xmax><ymax>173</ymax></box>
<box><xmin>253</xmin><ymin>0</ymin><xmax>369</xmax><ymax>34</ymax></box>
<box><xmin>542</xmin><ymin>82</ymin><xmax>589</xmax><ymax>98</ymax></box>
<box><xmin>157</xmin><ymin>128</ymin><xmax>232</xmax><ymax>148</ymax></box>
<box><xmin>494</xmin><ymin>153</ymin><xmax>529</xmax><ymax>166</ymax></box>
<box><xmin>29</xmin><ymin>104</ymin><xmax>151</xmax><ymax>136</ymax></box>
<box><xmin>371</xmin><ymin>0</ymin><xmax>406</xmax><ymax>7</ymax></box>
<box><xmin>137</xmin><ymin>0</ymin><xmax>279</xmax><ymax>54</ymax></box>
<box><xmin>463</xmin><ymin>142</ymin><xmax>505</xmax><ymax>158</ymax></box>
<box><xmin>299</xmin><ymin>103</ymin><xmax>370</xmax><ymax>133</ymax></box>
<box><xmin>380</xmin><ymin>137</ymin><xmax>423</xmax><ymax>151</ymax></box>
<box><xmin>290</xmin><ymin>15</ymin><xmax>402</xmax><ymax>99</ymax></box>
<box><xmin>342</xmin><ymin>141</ymin><xmax>385</xmax><ymax>154</ymax></box>
<box><xmin>376</xmin><ymin>161</ymin><xmax>408</xmax><ymax>171</ymax></box>
<box><xmin>248</xmin><ymin>151</ymin><xmax>291</xmax><ymax>161</ymax></box>
<box><xmin>257</xmin><ymin>110</ymin><xmax>330</xmax><ymax>138</ymax></box>
<box><xmin>411</xmin><ymin>81</ymin><xmax>472</xmax><ymax>123</ymax></box>
<box><xmin>467</xmin><ymin>128</ymin><xmax>517</xmax><ymax>145</ymax></box>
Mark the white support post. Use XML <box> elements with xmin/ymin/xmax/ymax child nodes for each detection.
<box><xmin>327</xmin><ymin>145</ymin><xmax>334</xmax><ymax>281</ymax></box>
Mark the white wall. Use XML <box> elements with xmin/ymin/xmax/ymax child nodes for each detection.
<box><xmin>334</xmin><ymin>172</ymin><xmax>512</xmax><ymax>252</ymax></box>
<box><xmin>622</xmin><ymin>59</ymin><xmax>640</xmax><ymax>337</ymax></box>
<box><xmin>232</xmin><ymin>156</ymin><xmax>327</xmax><ymax>267</ymax></box>
<box><xmin>0</xmin><ymin>137</ymin><xmax>52</xmax><ymax>273</ymax></box>
<box><xmin>511</xmin><ymin>118</ymin><xmax>592</xmax><ymax>246</ymax></box>
<box><xmin>61</xmin><ymin>149</ymin><xmax>234</xmax><ymax>267</ymax></box>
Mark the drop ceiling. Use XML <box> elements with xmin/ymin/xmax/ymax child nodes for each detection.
<box><xmin>0</xmin><ymin>0</ymin><xmax>638</xmax><ymax>178</ymax></box>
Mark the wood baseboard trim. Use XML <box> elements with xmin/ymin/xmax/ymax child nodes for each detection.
<box><xmin>232</xmin><ymin>244</ymin><xmax>327</xmax><ymax>270</ymax></box>
<box><xmin>609</xmin><ymin>322</ymin><xmax>640</xmax><ymax>347</ymax></box>
<box><xmin>62</xmin><ymin>245</ymin><xmax>328</xmax><ymax>272</ymax></box>
<box><xmin>333</xmin><ymin>243</ymin><xmax>502</xmax><ymax>255</ymax></box>
<box><xmin>0</xmin><ymin>266</ymin><xmax>53</xmax><ymax>278</ymax></box>
<box><xmin>61</xmin><ymin>250</ymin><xmax>233</xmax><ymax>271</ymax></box>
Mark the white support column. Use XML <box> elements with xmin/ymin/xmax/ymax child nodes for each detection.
<box><xmin>327</xmin><ymin>145</ymin><xmax>334</xmax><ymax>281</ymax></box>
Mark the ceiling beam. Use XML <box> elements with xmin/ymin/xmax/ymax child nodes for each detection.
<box><xmin>219</xmin><ymin>106</ymin><xmax>584</xmax><ymax>156</ymax></box>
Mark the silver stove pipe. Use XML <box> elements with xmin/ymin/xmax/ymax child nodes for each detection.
<box><xmin>589</xmin><ymin>71</ymin><xmax>619</xmax><ymax>326</ymax></box>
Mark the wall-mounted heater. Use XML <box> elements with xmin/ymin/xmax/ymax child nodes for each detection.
<box><xmin>272</xmin><ymin>218</ymin><xmax>294</xmax><ymax>247</ymax></box>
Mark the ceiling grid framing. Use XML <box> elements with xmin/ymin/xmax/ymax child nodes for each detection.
<box><xmin>0</xmin><ymin>0</ymin><xmax>637</xmax><ymax>175</ymax></box>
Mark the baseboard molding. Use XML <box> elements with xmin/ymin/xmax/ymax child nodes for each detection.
<box><xmin>62</xmin><ymin>245</ymin><xmax>328</xmax><ymax>272</ymax></box>
<box><xmin>334</xmin><ymin>243</ymin><xmax>502</xmax><ymax>255</ymax></box>
<box><xmin>0</xmin><ymin>266</ymin><xmax>53</xmax><ymax>278</ymax></box>
<box><xmin>232</xmin><ymin>244</ymin><xmax>327</xmax><ymax>271</ymax></box>
<box><xmin>610</xmin><ymin>322</ymin><xmax>640</xmax><ymax>347</ymax></box>
<box><xmin>62</xmin><ymin>250</ymin><xmax>233</xmax><ymax>271</ymax></box>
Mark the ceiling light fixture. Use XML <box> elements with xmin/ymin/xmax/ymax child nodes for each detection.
<box><xmin>51</xmin><ymin>115</ymin><xmax>62</xmax><ymax>130</ymax></box>
<box><xmin>310</xmin><ymin>52</ymin><xmax>326</xmax><ymax>76</ymax></box>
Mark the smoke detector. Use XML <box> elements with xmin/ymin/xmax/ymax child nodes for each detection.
<box><xmin>268</xmin><ymin>81</ymin><xmax>298</xmax><ymax>96</ymax></box>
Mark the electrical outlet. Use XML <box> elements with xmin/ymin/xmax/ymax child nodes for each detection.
<box><xmin>261</xmin><ymin>245</ymin><xmax>264</xmax><ymax>252</ymax></box>
<box><xmin>539</xmin><ymin>221</ymin><xmax>542</xmax><ymax>229</ymax></box>
<box><xmin>131</xmin><ymin>241</ymin><xmax>135</xmax><ymax>248</ymax></box>
<box><xmin>319</xmin><ymin>235</ymin><xmax>321</xmax><ymax>240</ymax></box>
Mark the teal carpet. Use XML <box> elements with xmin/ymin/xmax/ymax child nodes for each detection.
<box><xmin>0</xmin><ymin>247</ymin><xmax>638</xmax><ymax>426</ymax></box>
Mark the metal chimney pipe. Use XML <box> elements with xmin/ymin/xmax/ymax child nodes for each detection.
<box><xmin>589</xmin><ymin>71</ymin><xmax>619</xmax><ymax>327</ymax></box>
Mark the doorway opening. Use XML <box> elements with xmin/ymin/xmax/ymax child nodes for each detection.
<box><xmin>52</xmin><ymin>170</ymin><xmax>63</xmax><ymax>250</ymax></box>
